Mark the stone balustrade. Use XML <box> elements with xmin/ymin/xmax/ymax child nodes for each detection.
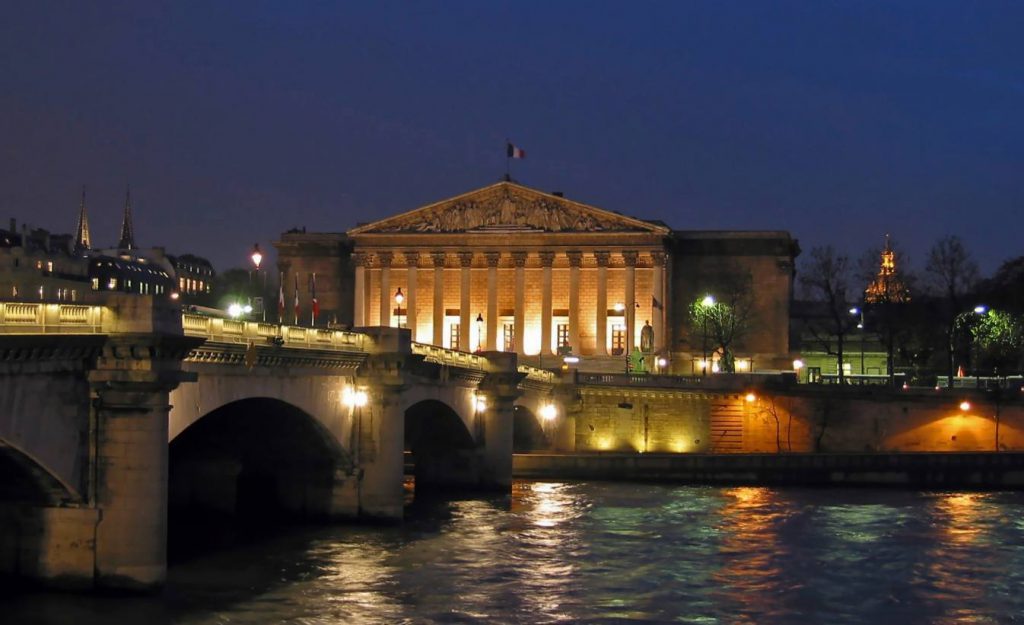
<box><xmin>0</xmin><ymin>302</ymin><xmax>105</xmax><ymax>333</ymax></box>
<box><xmin>181</xmin><ymin>312</ymin><xmax>366</xmax><ymax>352</ymax></box>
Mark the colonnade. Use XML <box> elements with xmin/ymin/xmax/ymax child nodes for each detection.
<box><xmin>353</xmin><ymin>249</ymin><xmax>666</xmax><ymax>356</ymax></box>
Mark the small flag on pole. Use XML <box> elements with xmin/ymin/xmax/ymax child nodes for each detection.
<box><xmin>506</xmin><ymin>142</ymin><xmax>526</xmax><ymax>159</ymax></box>
<box><xmin>310</xmin><ymin>273</ymin><xmax>320</xmax><ymax>325</ymax></box>
<box><xmin>278</xmin><ymin>273</ymin><xmax>285</xmax><ymax>321</ymax></box>
<box><xmin>293</xmin><ymin>274</ymin><xmax>300</xmax><ymax>325</ymax></box>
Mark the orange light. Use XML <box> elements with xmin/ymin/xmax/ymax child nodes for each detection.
<box><xmin>959</xmin><ymin>401</ymin><xmax>971</xmax><ymax>412</ymax></box>
<box><xmin>744</xmin><ymin>393</ymin><xmax>756</xmax><ymax>403</ymax></box>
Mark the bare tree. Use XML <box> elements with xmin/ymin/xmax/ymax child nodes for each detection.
<box><xmin>924</xmin><ymin>235</ymin><xmax>979</xmax><ymax>386</ymax></box>
<box><xmin>689</xmin><ymin>270</ymin><xmax>756</xmax><ymax>373</ymax></box>
<box><xmin>799</xmin><ymin>246</ymin><xmax>858</xmax><ymax>382</ymax></box>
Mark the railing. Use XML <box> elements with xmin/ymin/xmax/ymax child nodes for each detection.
<box><xmin>182</xmin><ymin>313</ymin><xmax>366</xmax><ymax>352</ymax></box>
<box><xmin>576</xmin><ymin>371</ymin><xmax>706</xmax><ymax>389</ymax></box>
<box><xmin>411</xmin><ymin>342</ymin><xmax>486</xmax><ymax>370</ymax></box>
<box><xmin>518</xmin><ymin>364</ymin><xmax>555</xmax><ymax>383</ymax></box>
<box><xmin>0</xmin><ymin>302</ymin><xmax>104</xmax><ymax>334</ymax></box>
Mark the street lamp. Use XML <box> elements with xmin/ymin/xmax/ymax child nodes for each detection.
<box><xmin>700</xmin><ymin>295</ymin><xmax>715</xmax><ymax>376</ymax></box>
<box><xmin>972</xmin><ymin>304</ymin><xmax>988</xmax><ymax>384</ymax></box>
<box><xmin>394</xmin><ymin>287</ymin><xmax>405</xmax><ymax>328</ymax></box>
<box><xmin>250</xmin><ymin>243</ymin><xmax>265</xmax><ymax>321</ymax></box>
<box><xmin>850</xmin><ymin>307</ymin><xmax>865</xmax><ymax>375</ymax></box>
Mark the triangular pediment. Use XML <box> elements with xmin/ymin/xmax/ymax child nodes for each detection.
<box><xmin>348</xmin><ymin>182</ymin><xmax>669</xmax><ymax>235</ymax></box>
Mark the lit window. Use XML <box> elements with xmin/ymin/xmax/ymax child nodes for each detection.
<box><xmin>557</xmin><ymin>324</ymin><xmax>570</xmax><ymax>349</ymax></box>
<box><xmin>71</xmin><ymin>290</ymin><xmax>77</xmax><ymax>302</ymax></box>
<box><xmin>108</xmin><ymin>278</ymin><xmax>117</xmax><ymax>290</ymax></box>
<box><xmin>36</xmin><ymin>260</ymin><xmax>42</xmax><ymax>269</ymax></box>
<box><xmin>449</xmin><ymin>323</ymin><xmax>461</xmax><ymax>351</ymax></box>
<box><xmin>92</xmin><ymin>278</ymin><xmax>99</xmax><ymax>290</ymax></box>
<box><xmin>503</xmin><ymin>323</ymin><xmax>515</xmax><ymax>352</ymax></box>
<box><xmin>46</xmin><ymin>261</ymin><xmax>53</xmax><ymax>272</ymax></box>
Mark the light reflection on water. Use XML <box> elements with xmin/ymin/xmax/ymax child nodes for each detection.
<box><xmin>7</xmin><ymin>483</ymin><xmax>1024</xmax><ymax>624</ymax></box>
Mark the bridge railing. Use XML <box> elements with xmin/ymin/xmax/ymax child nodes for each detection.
<box><xmin>0</xmin><ymin>302</ymin><xmax>104</xmax><ymax>333</ymax></box>
<box><xmin>575</xmin><ymin>371</ymin><xmax>707</xmax><ymax>389</ymax></box>
<box><xmin>518</xmin><ymin>364</ymin><xmax>555</xmax><ymax>383</ymax></box>
<box><xmin>411</xmin><ymin>342</ymin><xmax>486</xmax><ymax>370</ymax></box>
<box><xmin>182</xmin><ymin>313</ymin><xmax>367</xmax><ymax>352</ymax></box>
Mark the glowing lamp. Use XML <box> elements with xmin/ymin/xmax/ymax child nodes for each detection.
<box><xmin>474</xmin><ymin>396</ymin><xmax>487</xmax><ymax>413</ymax></box>
<box><xmin>394</xmin><ymin>287</ymin><xmax>404</xmax><ymax>306</ymax></box>
<box><xmin>701</xmin><ymin>295</ymin><xmax>715</xmax><ymax>307</ymax></box>
<box><xmin>250</xmin><ymin>243</ymin><xmax>263</xmax><ymax>270</ymax></box>
<box><xmin>540</xmin><ymin>404</ymin><xmax>557</xmax><ymax>421</ymax></box>
<box><xmin>227</xmin><ymin>303</ymin><xmax>243</xmax><ymax>318</ymax></box>
<box><xmin>744</xmin><ymin>393</ymin><xmax>756</xmax><ymax>403</ymax></box>
<box><xmin>959</xmin><ymin>401</ymin><xmax>971</xmax><ymax>412</ymax></box>
<box><xmin>792</xmin><ymin>359</ymin><xmax>805</xmax><ymax>371</ymax></box>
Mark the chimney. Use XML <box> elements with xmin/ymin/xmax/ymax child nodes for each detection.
<box><xmin>552</xmin><ymin>191</ymin><xmax>564</xmax><ymax>197</ymax></box>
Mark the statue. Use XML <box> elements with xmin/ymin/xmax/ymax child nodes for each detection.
<box><xmin>640</xmin><ymin>320</ymin><xmax>654</xmax><ymax>353</ymax></box>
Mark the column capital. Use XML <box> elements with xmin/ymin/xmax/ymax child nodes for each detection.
<box><xmin>511</xmin><ymin>251</ymin><xmax>529</xmax><ymax>268</ymax></box>
<box><xmin>430</xmin><ymin>252</ymin><xmax>447</xmax><ymax>268</ymax></box>
<box><xmin>404</xmin><ymin>251</ymin><xmax>421</xmax><ymax>267</ymax></box>
<box><xmin>594</xmin><ymin>251</ymin><xmax>612</xmax><ymax>267</ymax></box>
<box><xmin>538</xmin><ymin>251</ymin><xmax>555</xmax><ymax>267</ymax></box>
<box><xmin>622</xmin><ymin>251</ymin><xmax>639</xmax><ymax>267</ymax></box>
<box><xmin>377</xmin><ymin>251</ymin><xmax>394</xmax><ymax>267</ymax></box>
<box><xmin>485</xmin><ymin>251</ymin><xmax>501</xmax><ymax>267</ymax></box>
<box><xmin>567</xmin><ymin>251</ymin><xmax>583</xmax><ymax>267</ymax></box>
<box><xmin>650</xmin><ymin>250</ymin><xmax>666</xmax><ymax>266</ymax></box>
<box><xmin>352</xmin><ymin>251</ymin><xmax>368</xmax><ymax>267</ymax></box>
<box><xmin>458</xmin><ymin>251</ymin><xmax>475</xmax><ymax>267</ymax></box>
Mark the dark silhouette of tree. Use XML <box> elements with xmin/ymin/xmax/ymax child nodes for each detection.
<box><xmin>799</xmin><ymin>245</ymin><xmax>858</xmax><ymax>382</ymax></box>
<box><xmin>924</xmin><ymin>235</ymin><xmax>979</xmax><ymax>387</ymax></box>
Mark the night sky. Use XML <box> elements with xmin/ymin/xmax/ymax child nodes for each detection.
<box><xmin>1</xmin><ymin>2</ymin><xmax>1021</xmax><ymax>274</ymax></box>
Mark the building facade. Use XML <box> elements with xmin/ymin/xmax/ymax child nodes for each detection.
<box><xmin>276</xmin><ymin>181</ymin><xmax>798</xmax><ymax>372</ymax></box>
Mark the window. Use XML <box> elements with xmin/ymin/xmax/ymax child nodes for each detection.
<box><xmin>91</xmin><ymin>277</ymin><xmax>100</xmax><ymax>290</ymax></box>
<box><xmin>108</xmin><ymin>278</ymin><xmax>117</xmax><ymax>290</ymax></box>
<box><xmin>503</xmin><ymin>323</ymin><xmax>515</xmax><ymax>352</ymax></box>
<box><xmin>557</xmin><ymin>324</ymin><xmax>570</xmax><ymax>349</ymax></box>
<box><xmin>611</xmin><ymin>325</ymin><xmax>626</xmax><ymax>356</ymax></box>
<box><xmin>449</xmin><ymin>323</ymin><xmax>461</xmax><ymax>351</ymax></box>
<box><xmin>46</xmin><ymin>261</ymin><xmax>53</xmax><ymax>272</ymax></box>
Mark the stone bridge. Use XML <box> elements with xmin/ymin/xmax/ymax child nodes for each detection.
<box><xmin>0</xmin><ymin>296</ymin><xmax>555</xmax><ymax>590</ymax></box>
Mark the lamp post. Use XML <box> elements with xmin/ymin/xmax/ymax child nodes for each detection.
<box><xmin>250</xmin><ymin>243</ymin><xmax>265</xmax><ymax>321</ymax></box>
<box><xmin>394</xmin><ymin>287</ymin><xmax>405</xmax><ymax>328</ymax></box>
<box><xmin>700</xmin><ymin>295</ymin><xmax>715</xmax><ymax>376</ymax></box>
<box><xmin>973</xmin><ymin>305</ymin><xmax>987</xmax><ymax>386</ymax></box>
<box><xmin>850</xmin><ymin>307</ymin><xmax>865</xmax><ymax>375</ymax></box>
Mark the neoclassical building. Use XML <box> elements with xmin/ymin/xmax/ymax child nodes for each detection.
<box><xmin>276</xmin><ymin>181</ymin><xmax>798</xmax><ymax>372</ymax></box>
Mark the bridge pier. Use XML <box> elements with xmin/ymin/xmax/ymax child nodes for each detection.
<box><xmin>353</xmin><ymin>354</ymin><xmax>408</xmax><ymax>520</ymax></box>
<box><xmin>89</xmin><ymin>335</ymin><xmax>199</xmax><ymax>590</ymax></box>
<box><xmin>477</xmin><ymin>357</ymin><xmax>524</xmax><ymax>490</ymax></box>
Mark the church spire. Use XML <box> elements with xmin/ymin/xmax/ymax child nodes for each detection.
<box><xmin>74</xmin><ymin>185</ymin><xmax>91</xmax><ymax>253</ymax></box>
<box><xmin>118</xmin><ymin>185</ymin><xmax>135</xmax><ymax>250</ymax></box>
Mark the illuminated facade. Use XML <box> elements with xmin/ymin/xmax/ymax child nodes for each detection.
<box><xmin>276</xmin><ymin>181</ymin><xmax>798</xmax><ymax>371</ymax></box>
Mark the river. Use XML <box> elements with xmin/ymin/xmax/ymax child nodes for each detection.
<box><xmin>6</xmin><ymin>481</ymin><xmax>1024</xmax><ymax>624</ymax></box>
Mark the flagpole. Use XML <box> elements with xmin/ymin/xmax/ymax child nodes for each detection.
<box><xmin>311</xmin><ymin>272</ymin><xmax>316</xmax><ymax>326</ymax></box>
<box><xmin>505</xmin><ymin>138</ymin><xmax>510</xmax><ymax>181</ymax></box>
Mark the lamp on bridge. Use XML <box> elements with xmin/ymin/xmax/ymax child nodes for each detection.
<box><xmin>700</xmin><ymin>294</ymin><xmax>715</xmax><ymax>376</ymax></box>
<box><xmin>250</xmin><ymin>243</ymin><xmax>266</xmax><ymax>321</ymax></box>
<box><xmin>394</xmin><ymin>287</ymin><xmax>405</xmax><ymax>328</ymax></box>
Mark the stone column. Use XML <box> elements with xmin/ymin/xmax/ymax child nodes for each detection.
<box><xmin>539</xmin><ymin>251</ymin><xmax>554</xmax><ymax>356</ymax></box>
<box><xmin>651</xmin><ymin>250</ymin><xmax>666</xmax><ymax>353</ymax></box>
<box><xmin>512</xmin><ymin>251</ymin><xmax>528</xmax><ymax>354</ymax></box>
<box><xmin>458</xmin><ymin>251</ymin><xmax>473</xmax><ymax>352</ymax></box>
<box><xmin>595</xmin><ymin>251</ymin><xmax>610</xmax><ymax>356</ymax></box>
<box><xmin>432</xmin><ymin>252</ymin><xmax>446</xmax><ymax>346</ymax></box>
<box><xmin>353</xmin><ymin>252</ymin><xmax>366</xmax><ymax>328</ymax></box>
<box><xmin>567</xmin><ymin>251</ymin><xmax>582</xmax><ymax>354</ymax></box>
<box><xmin>623</xmin><ymin>251</ymin><xmax>638</xmax><ymax>352</ymax></box>
<box><xmin>405</xmin><ymin>251</ymin><xmax>419</xmax><ymax>341</ymax></box>
<box><xmin>485</xmin><ymin>252</ymin><xmax>500</xmax><ymax>351</ymax></box>
<box><xmin>378</xmin><ymin>251</ymin><xmax>393</xmax><ymax>327</ymax></box>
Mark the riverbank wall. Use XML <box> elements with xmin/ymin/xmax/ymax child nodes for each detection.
<box><xmin>513</xmin><ymin>452</ymin><xmax>1024</xmax><ymax>489</ymax></box>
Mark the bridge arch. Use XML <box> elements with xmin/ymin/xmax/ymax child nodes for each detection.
<box><xmin>513</xmin><ymin>405</ymin><xmax>553</xmax><ymax>452</ymax></box>
<box><xmin>404</xmin><ymin>399</ymin><xmax>478</xmax><ymax>491</ymax></box>
<box><xmin>169</xmin><ymin>397</ymin><xmax>352</xmax><ymax>524</ymax></box>
<box><xmin>0</xmin><ymin>439</ymin><xmax>79</xmax><ymax>506</ymax></box>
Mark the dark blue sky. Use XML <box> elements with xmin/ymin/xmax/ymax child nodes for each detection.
<box><xmin>1</xmin><ymin>2</ymin><xmax>1021</xmax><ymax>274</ymax></box>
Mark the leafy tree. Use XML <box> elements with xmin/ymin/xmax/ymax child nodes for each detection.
<box><xmin>924</xmin><ymin>235</ymin><xmax>979</xmax><ymax>386</ymax></box>
<box><xmin>970</xmin><ymin>309</ymin><xmax>1024</xmax><ymax>374</ymax></box>
<box><xmin>688</xmin><ymin>271</ymin><xmax>756</xmax><ymax>373</ymax></box>
<box><xmin>799</xmin><ymin>245</ymin><xmax>858</xmax><ymax>382</ymax></box>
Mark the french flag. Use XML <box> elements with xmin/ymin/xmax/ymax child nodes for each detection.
<box><xmin>506</xmin><ymin>142</ymin><xmax>525</xmax><ymax>159</ymax></box>
<box><xmin>310</xmin><ymin>272</ymin><xmax>320</xmax><ymax>324</ymax></box>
